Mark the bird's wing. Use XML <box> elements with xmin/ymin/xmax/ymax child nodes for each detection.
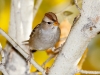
<box><xmin>30</xmin><ymin>24</ymin><xmax>40</xmax><ymax>37</ymax></box>
<box><xmin>22</xmin><ymin>24</ymin><xmax>40</xmax><ymax>45</ymax></box>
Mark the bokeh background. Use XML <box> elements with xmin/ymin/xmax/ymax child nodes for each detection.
<box><xmin>0</xmin><ymin>0</ymin><xmax>100</xmax><ymax>75</ymax></box>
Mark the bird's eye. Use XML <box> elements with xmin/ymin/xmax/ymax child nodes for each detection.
<box><xmin>47</xmin><ymin>22</ymin><xmax>51</xmax><ymax>24</ymax></box>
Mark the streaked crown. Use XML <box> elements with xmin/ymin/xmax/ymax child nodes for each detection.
<box><xmin>45</xmin><ymin>12</ymin><xmax>58</xmax><ymax>22</ymax></box>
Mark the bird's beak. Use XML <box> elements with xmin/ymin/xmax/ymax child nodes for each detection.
<box><xmin>54</xmin><ymin>21</ymin><xmax>59</xmax><ymax>26</ymax></box>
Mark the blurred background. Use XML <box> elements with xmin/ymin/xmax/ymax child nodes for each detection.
<box><xmin>0</xmin><ymin>0</ymin><xmax>100</xmax><ymax>75</ymax></box>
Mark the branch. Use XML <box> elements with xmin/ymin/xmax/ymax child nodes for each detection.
<box><xmin>42</xmin><ymin>55</ymin><xmax>55</xmax><ymax>68</ymax></box>
<box><xmin>0</xmin><ymin>28</ymin><xmax>45</xmax><ymax>75</ymax></box>
<box><xmin>20</xmin><ymin>0</ymin><xmax>34</xmax><ymax>40</ymax></box>
<box><xmin>74</xmin><ymin>0</ymin><xmax>81</xmax><ymax>12</ymax></box>
<box><xmin>9</xmin><ymin>0</ymin><xmax>34</xmax><ymax>51</ymax></box>
<box><xmin>4</xmin><ymin>0</ymin><xmax>42</xmax><ymax>75</ymax></box>
<box><xmin>6</xmin><ymin>0</ymin><xmax>34</xmax><ymax>74</ymax></box>
<box><xmin>49</xmin><ymin>0</ymin><xmax>100</xmax><ymax>75</ymax></box>
<box><xmin>78</xmin><ymin>69</ymin><xmax>100</xmax><ymax>74</ymax></box>
<box><xmin>33</xmin><ymin>0</ymin><xmax>43</xmax><ymax>20</ymax></box>
<box><xmin>0</xmin><ymin>44</ymin><xmax>9</xmax><ymax>75</ymax></box>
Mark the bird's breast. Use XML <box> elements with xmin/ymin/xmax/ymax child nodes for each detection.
<box><xmin>39</xmin><ymin>30</ymin><xmax>55</xmax><ymax>43</ymax></box>
<box><xmin>29</xmin><ymin>28</ymin><xmax>60</xmax><ymax>50</ymax></box>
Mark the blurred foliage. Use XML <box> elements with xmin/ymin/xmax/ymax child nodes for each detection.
<box><xmin>81</xmin><ymin>34</ymin><xmax>100</xmax><ymax>75</ymax></box>
<box><xmin>30</xmin><ymin>51</ymin><xmax>54</xmax><ymax>72</ymax></box>
<box><xmin>1</xmin><ymin>0</ymin><xmax>100</xmax><ymax>75</ymax></box>
<box><xmin>0</xmin><ymin>0</ymin><xmax>10</xmax><ymax>74</ymax></box>
<box><xmin>0</xmin><ymin>0</ymin><xmax>11</xmax><ymax>47</ymax></box>
<box><xmin>33</xmin><ymin>0</ymin><xmax>70</xmax><ymax>28</ymax></box>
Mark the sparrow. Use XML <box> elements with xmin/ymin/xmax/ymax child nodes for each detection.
<box><xmin>29</xmin><ymin>12</ymin><xmax>61</xmax><ymax>53</ymax></box>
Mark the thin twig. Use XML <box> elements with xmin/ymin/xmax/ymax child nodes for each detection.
<box><xmin>0</xmin><ymin>28</ymin><xmax>45</xmax><ymax>75</ymax></box>
<box><xmin>74</xmin><ymin>0</ymin><xmax>81</xmax><ymax>12</ymax></box>
<box><xmin>0</xmin><ymin>44</ymin><xmax>9</xmax><ymax>75</ymax></box>
<box><xmin>42</xmin><ymin>55</ymin><xmax>55</xmax><ymax>68</ymax></box>
<box><xmin>33</xmin><ymin>0</ymin><xmax>43</xmax><ymax>20</ymax></box>
<box><xmin>42</xmin><ymin>46</ymin><xmax>62</xmax><ymax>68</ymax></box>
<box><xmin>78</xmin><ymin>69</ymin><xmax>100</xmax><ymax>74</ymax></box>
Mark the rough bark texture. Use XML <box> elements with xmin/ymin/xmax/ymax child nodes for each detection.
<box><xmin>4</xmin><ymin>0</ymin><xmax>33</xmax><ymax>75</ymax></box>
<box><xmin>49</xmin><ymin>0</ymin><xmax>100</xmax><ymax>75</ymax></box>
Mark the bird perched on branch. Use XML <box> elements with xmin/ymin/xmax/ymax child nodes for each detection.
<box><xmin>25</xmin><ymin>12</ymin><xmax>61</xmax><ymax>56</ymax></box>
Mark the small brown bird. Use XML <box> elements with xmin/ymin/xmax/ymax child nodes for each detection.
<box><xmin>29</xmin><ymin>12</ymin><xmax>61</xmax><ymax>52</ymax></box>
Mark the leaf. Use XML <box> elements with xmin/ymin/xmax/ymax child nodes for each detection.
<box><xmin>63</xmin><ymin>11</ymin><xmax>73</xmax><ymax>16</ymax></box>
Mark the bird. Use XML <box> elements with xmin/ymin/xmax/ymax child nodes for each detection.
<box><xmin>28</xmin><ymin>12</ymin><xmax>61</xmax><ymax>53</ymax></box>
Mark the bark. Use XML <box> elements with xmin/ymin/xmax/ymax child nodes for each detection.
<box><xmin>49</xmin><ymin>0</ymin><xmax>100</xmax><ymax>75</ymax></box>
<box><xmin>0</xmin><ymin>44</ymin><xmax>9</xmax><ymax>75</ymax></box>
<box><xmin>4</xmin><ymin>0</ymin><xmax>34</xmax><ymax>75</ymax></box>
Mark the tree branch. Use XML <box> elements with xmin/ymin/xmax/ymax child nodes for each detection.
<box><xmin>78</xmin><ymin>69</ymin><xmax>100</xmax><ymax>74</ymax></box>
<box><xmin>0</xmin><ymin>28</ymin><xmax>45</xmax><ymax>75</ymax></box>
<box><xmin>0</xmin><ymin>44</ymin><xmax>9</xmax><ymax>75</ymax></box>
<box><xmin>49</xmin><ymin>0</ymin><xmax>100</xmax><ymax>75</ymax></box>
<box><xmin>33</xmin><ymin>0</ymin><xmax>43</xmax><ymax>21</ymax></box>
<box><xmin>20</xmin><ymin>0</ymin><xmax>34</xmax><ymax>40</ymax></box>
<box><xmin>74</xmin><ymin>0</ymin><xmax>81</xmax><ymax>12</ymax></box>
